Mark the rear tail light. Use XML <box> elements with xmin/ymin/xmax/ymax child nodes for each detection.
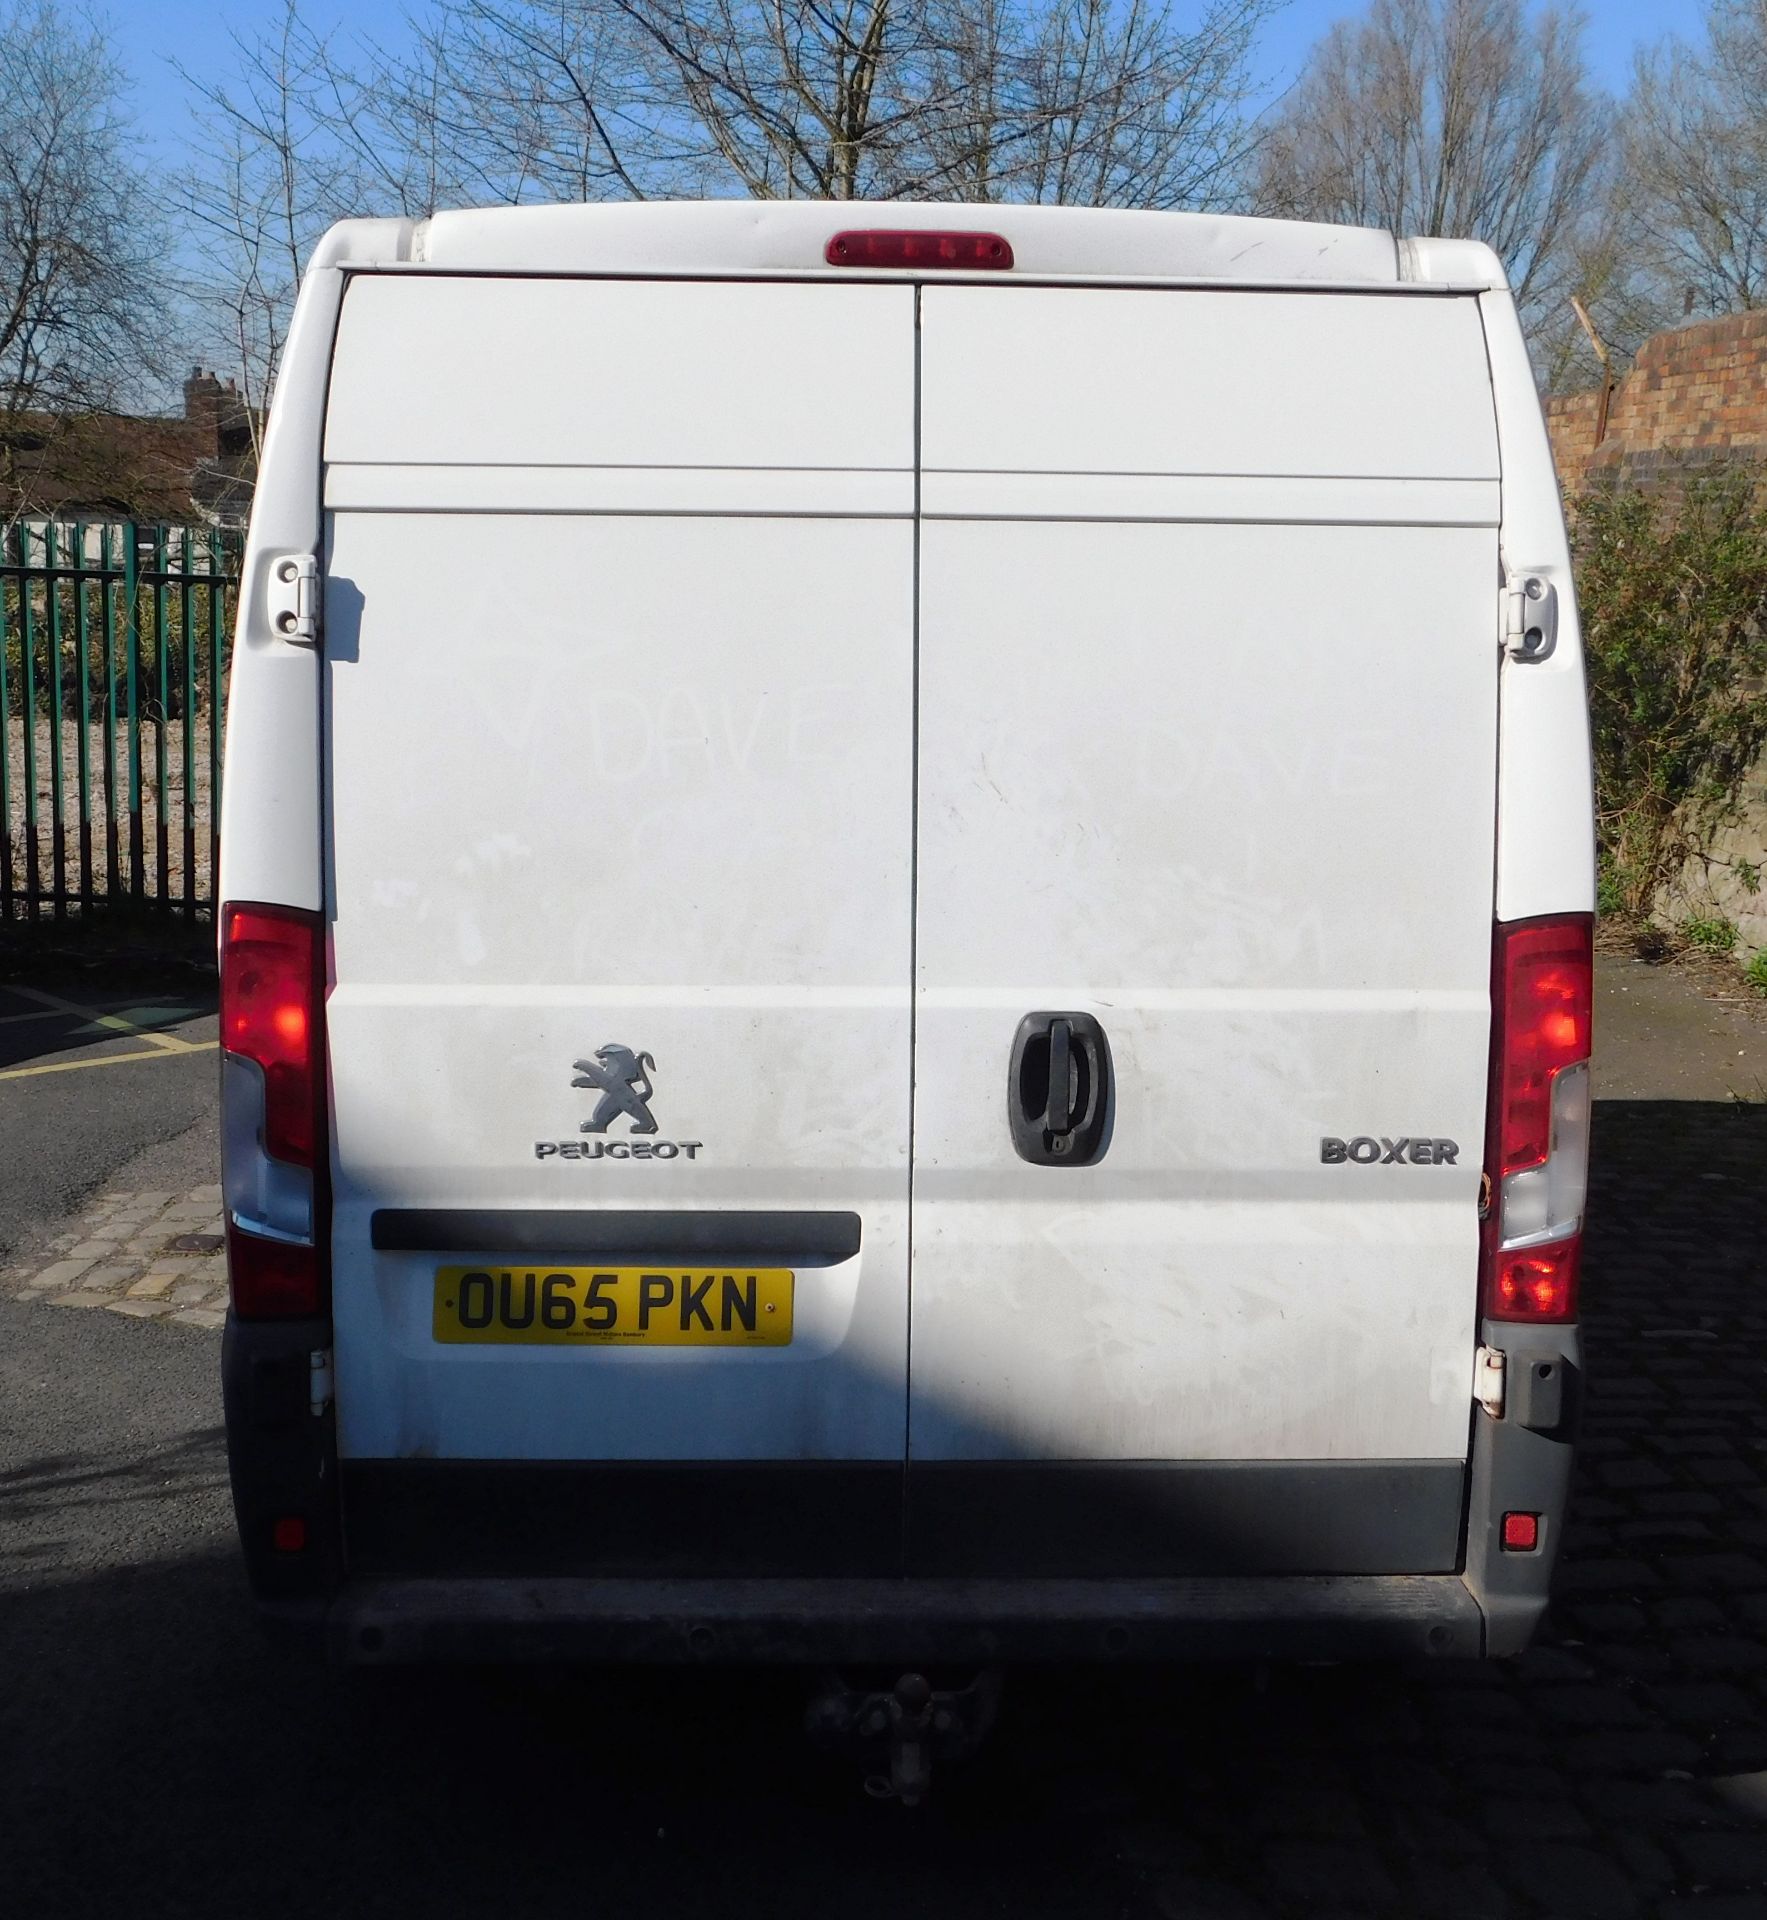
<box><xmin>825</xmin><ymin>229</ymin><xmax>1013</xmax><ymax>271</ymax></box>
<box><xmin>1482</xmin><ymin>915</ymin><xmax>1592</xmax><ymax>1323</ymax></box>
<box><xmin>220</xmin><ymin>903</ymin><xmax>328</xmax><ymax>1318</ymax></box>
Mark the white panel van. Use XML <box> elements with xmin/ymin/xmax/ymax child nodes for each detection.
<box><xmin>218</xmin><ymin>203</ymin><xmax>1594</xmax><ymax>1680</ymax></box>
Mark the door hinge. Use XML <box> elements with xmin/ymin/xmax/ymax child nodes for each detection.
<box><xmin>1503</xmin><ymin>570</ymin><xmax>1558</xmax><ymax>661</ymax></box>
<box><xmin>1474</xmin><ymin>1344</ymin><xmax>1506</xmax><ymax>1418</ymax></box>
<box><xmin>268</xmin><ymin>552</ymin><xmax>321</xmax><ymax>645</ymax></box>
<box><xmin>309</xmin><ymin>1347</ymin><xmax>334</xmax><ymax>1416</ymax></box>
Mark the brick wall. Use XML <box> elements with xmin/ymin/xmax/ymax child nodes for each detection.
<box><xmin>1545</xmin><ymin>310</ymin><xmax>1767</xmax><ymax>492</ymax></box>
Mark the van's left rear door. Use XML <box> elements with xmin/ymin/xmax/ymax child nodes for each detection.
<box><xmin>320</xmin><ymin>277</ymin><xmax>917</xmax><ymax>1573</ymax></box>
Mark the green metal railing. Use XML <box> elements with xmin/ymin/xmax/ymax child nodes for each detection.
<box><xmin>0</xmin><ymin>521</ymin><xmax>243</xmax><ymax>922</ymax></box>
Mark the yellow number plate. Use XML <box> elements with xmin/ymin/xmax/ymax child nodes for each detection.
<box><xmin>433</xmin><ymin>1265</ymin><xmax>793</xmax><ymax>1347</ymax></box>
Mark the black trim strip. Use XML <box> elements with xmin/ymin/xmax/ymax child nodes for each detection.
<box><xmin>369</xmin><ymin>1208</ymin><xmax>862</xmax><ymax>1260</ymax></box>
<box><xmin>342</xmin><ymin>1461</ymin><xmax>900</xmax><ymax>1578</ymax></box>
<box><xmin>907</xmin><ymin>1460</ymin><xmax>1465</xmax><ymax>1577</ymax></box>
<box><xmin>337</xmin><ymin>1458</ymin><xmax>1466</xmax><ymax>1582</ymax></box>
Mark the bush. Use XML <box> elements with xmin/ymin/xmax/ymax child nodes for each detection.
<box><xmin>1682</xmin><ymin>913</ymin><xmax>1740</xmax><ymax>953</ymax></box>
<box><xmin>1747</xmin><ymin>949</ymin><xmax>1767</xmax><ymax>997</ymax></box>
<box><xmin>1574</xmin><ymin>468</ymin><xmax>1767</xmax><ymax>919</ymax></box>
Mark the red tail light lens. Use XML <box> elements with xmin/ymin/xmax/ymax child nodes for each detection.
<box><xmin>1483</xmin><ymin>914</ymin><xmax>1593</xmax><ymax>1323</ymax></box>
<box><xmin>227</xmin><ymin>1221</ymin><xmax>324</xmax><ymax>1319</ymax></box>
<box><xmin>825</xmin><ymin>229</ymin><xmax>1013</xmax><ymax>270</ymax></box>
<box><xmin>221</xmin><ymin>904</ymin><xmax>324</xmax><ymax>1166</ymax></box>
<box><xmin>1494</xmin><ymin>918</ymin><xmax>1592</xmax><ymax>1176</ymax></box>
<box><xmin>1492</xmin><ymin>1235</ymin><xmax>1581</xmax><ymax>1324</ymax></box>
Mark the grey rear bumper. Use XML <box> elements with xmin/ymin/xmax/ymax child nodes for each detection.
<box><xmin>317</xmin><ymin>1572</ymin><xmax>1489</xmax><ymax>1665</ymax></box>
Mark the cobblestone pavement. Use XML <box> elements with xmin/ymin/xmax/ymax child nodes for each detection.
<box><xmin>1</xmin><ymin>1184</ymin><xmax>227</xmax><ymax>1327</ymax></box>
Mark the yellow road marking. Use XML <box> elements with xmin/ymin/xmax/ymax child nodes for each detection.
<box><xmin>6</xmin><ymin>983</ymin><xmax>202</xmax><ymax>1053</ymax></box>
<box><xmin>0</xmin><ymin>1040</ymin><xmax>219</xmax><ymax>1081</ymax></box>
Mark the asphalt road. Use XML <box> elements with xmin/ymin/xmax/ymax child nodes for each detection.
<box><xmin>4</xmin><ymin>954</ymin><xmax>1767</xmax><ymax>1919</ymax></box>
<box><xmin>0</xmin><ymin>972</ymin><xmax>218</xmax><ymax>1263</ymax></box>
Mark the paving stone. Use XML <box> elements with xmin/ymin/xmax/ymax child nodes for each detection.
<box><xmin>1258</xmin><ymin>1841</ymin><xmax>1400</xmax><ymax>1911</ymax></box>
<box><xmin>46</xmin><ymin>1290</ymin><xmax>116</xmax><ymax>1309</ymax></box>
<box><xmin>76</xmin><ymin>1262</ymin><xmax>142</xmax><ymax>1292</ymax></box>
<box><xmin>1565</xmin><ymin>1602</ymin><xmax>1648</xmax><ymax>1639</ymax></box>
<box><xmin>169</xmin><ymin>1308</ymin><xmax>225</xmax><ymax>1330</ymax></box>
<box><xmin>1475</xmin><ymin>1794</ymin><xmax>1591</xmax><ymax>1840</ymax></box>
<box><xmin>126</xmin><ymin>1272</ymin><xmax>179</xmax><ymax>1299</ymax></box>
<box><xmin>1246</xmin><ymin>1787</ymin><xmax>1366</xmax><ymax>1839</ymax></box>
<box><xmin>1512</xmin><ymin>1646</ymin><xmax>1598</xmax><ymax>1683</ymax></box>
<box><xmin>105</xmin><ymin>1298</ymin><xmax>172</xmax><ymax>1320</ymax></box>
<box><xmin>1672</xmin><ymin>1636</ymin><xmax>1767</xmax><ymax>1672</ymax></box>
<box><xmin>27</xmin><ymin>1258</ymin><xmax>95</xmax><ymax>1290</ymax></box>
<box><xmin>1577</xmin><ymin>1777</ymin><xmax>1715</xmax><ymax>1826</ymax></box>
<box><xmin>1149</xmin><ymin>1873</ymin><xmax>1272</xmax><ymax>1920</ymax></box>
<box><xmin>1556</xmin><ymin>1559</ymin><xmax>1660</xmax><ymax>1595</ymax></box>
<box><xmin>1531</xmin><ymin>1686</ymin><xmax>1650</xmax><ymax>1729</ymax></box>
<box><xmin>1645</xmin><ymin>1680</ymin><xmax>1756</xmax><ymax>1724</ymax></box>
<box><xmin>1672</xmin><ymin>1830</ymin><xmax>1767</xmax><ymax>1886</ymax></box>
<box><xmin>1653</xmin><ymin>1598</ymin><xmax>1730</xmax><ymax>1631</ymax></box>
<box><xmin>1557</xmin><ymin>1730</ymin><xmax>1706</xmax><ymax>1775</ymax></box>
<box><xmin>1491</xmin><ymin>1843</ymin><xmax>1642</xmax><ymax>1918</ymax></box>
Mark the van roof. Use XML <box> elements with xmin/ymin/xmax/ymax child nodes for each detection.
<box><xmin>308</xmin><ymin>201</ymin><xmax>1508</xmax><ymax>292</ymax></box>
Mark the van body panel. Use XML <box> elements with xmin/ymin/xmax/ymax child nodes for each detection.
<box><xmin>387</xmin><ymin>200</ymin><xmax>1408</xmax><ymax>286</ymax></box>
<box><xmin>322</xmin><ymin>400</ymin><xmax>915</xmax><ymax>1462</ymax></box>
<box><xmin>1481</xmin><ymin>288</ymin><xmax>1599</xmax><ymax>922</ymax></box>
<box><xmin>908</xmin><ymin>289</ymin><xmax>1501</xmax><ymax>1470</ymax></box>
<box><xmin>909</xmin><ymin>519</ymin><xmax>1498</xmax><ymax>1463</ymax></box>
<box><xmin>920</xmin><ymin>287</ymin><xmax>1498</xmax><ymax>481</ymax></box>
<box><xmin>323</xmin><ymin>276</ymin><xmax>915</xmax><ymax>472</ymax></box>
<box><xmin>216</xmin><ymin>266</ymin><xmax>343</xmax><ymax>914</ymax></box>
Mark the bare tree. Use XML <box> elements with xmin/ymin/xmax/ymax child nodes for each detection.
<box><xmin>1625</xmin><ymin>0</ymin><xmax>1767</xmax><ymax>320</ymax></box>
<box><xmin>606</xmin><ymin>0</ymin><xmax>1281</xmax><ymax>202</ymax></box>
<box><xmin>916</xmin><ymin>0</ymin><xmax>1281</xmax><ymax>207</ymax></box>
<box><xmin>0</xmin><ymin>0</ymin><xmax>171</xmax><ymax>509</ymax></box>
<box><xmin>178</xmin><ymin>4</ymin><xmax>387</xmax><ymax>463</ymax></box>
<box><xmin>1255</xmin><ymin>0</ymin><xmax>1608</xmax><ymax>349</ymax></box>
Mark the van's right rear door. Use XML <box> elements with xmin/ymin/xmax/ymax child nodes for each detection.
<box><xmin>907</xmin><ymin>286</ymin><xmax>1503</xmax><ymax>1575</ymax></box>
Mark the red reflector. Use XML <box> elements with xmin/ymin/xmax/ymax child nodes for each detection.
<box><xmin>1501</xmin><ymin>1512</ymin><xmax>1539</xmax><ymax>1552</ymax></box>
<box><xmin>221</xmin><ymin>903</ymin><xmax>324</xmax><ymax>1167</ymax></box>
<box><xmin>1491</xmin><ymin>1235</ymin><xmax>1581</xmax><ymax>1323</ymax></box>
<box><xmin>825</xmin><ymin>229</ymin><xmax>1013</xmax><ymax>271</ymax></box>
<box><xmin>228</xmin><ymin>1221</ymin><xmax>324</xmax><ymax>1319</ymax></box>
<box><xmin>1493</xmin><ymin>917</ymin><xmax>1593</xmax><ymax>1176</ymax></box>
<box><xmin>272</xmin><ymin>1515</ymin><xmax>308</xmax><ymax>1553</ymax></box>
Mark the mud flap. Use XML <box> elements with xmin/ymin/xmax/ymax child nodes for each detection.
<box><xmin>1462</xmin><ymin>1323</ymin><xmax>1582</xmax><ymax>1656</ymax></box>
<box><xmin>221</xmin><ymin>1312</ymin><xmax>342</xmax><ymax>1631</ymax></box>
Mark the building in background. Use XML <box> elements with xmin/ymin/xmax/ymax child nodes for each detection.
<box><xmin>0</xmin><ymin>368</ymin><xmax>257</xmax><ymax>529</ymax></box>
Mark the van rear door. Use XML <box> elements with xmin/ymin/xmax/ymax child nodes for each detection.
<box><xmin>320</xmin><ymin>278</ymin><xmax>917</xmax><ymax>1566</ymax></box>
<box><xmin>908</xmin><ymin>287</ymin><xmax>1502</xmax><ymax>1574</ymax></box>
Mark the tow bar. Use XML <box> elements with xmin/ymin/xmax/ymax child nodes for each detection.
<box><xmin>805</xmin><ymin>1667</ymin><xmax>1005</xmax><ymax>1806</ymax></box>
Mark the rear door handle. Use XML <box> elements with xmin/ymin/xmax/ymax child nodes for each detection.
<box><xmin>1009</xmin><ymin>1012</ymin><xmax>1111</xmax><ymax>1166</ymax></box>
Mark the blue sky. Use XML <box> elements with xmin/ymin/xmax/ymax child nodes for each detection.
<box><xmin>116</xmin><ymin>0</ymin><xmax>1712</xmax><ymax>173</ymax></box>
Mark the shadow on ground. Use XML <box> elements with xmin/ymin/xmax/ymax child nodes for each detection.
<box><xmin>3</xmin><ymin>1100</ymin><xmax>1766</xmax><ymax>1920</ymax></box>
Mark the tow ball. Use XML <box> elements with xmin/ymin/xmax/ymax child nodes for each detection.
<box><xmin>805</xmin><ymin>1667</ymin><xmax>1005</xmax><ymax>1806</ymax></box>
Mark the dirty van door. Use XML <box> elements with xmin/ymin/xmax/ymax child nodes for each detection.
<box><xmin>908</xmin><ymin>287</ymin><xmax>1502</xmax><ymax>1577</ymax></box>
<box><xmin>320</xmin><ymin>277</ymin><xmax>916</xmax><ymax>1573</ymax></box>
